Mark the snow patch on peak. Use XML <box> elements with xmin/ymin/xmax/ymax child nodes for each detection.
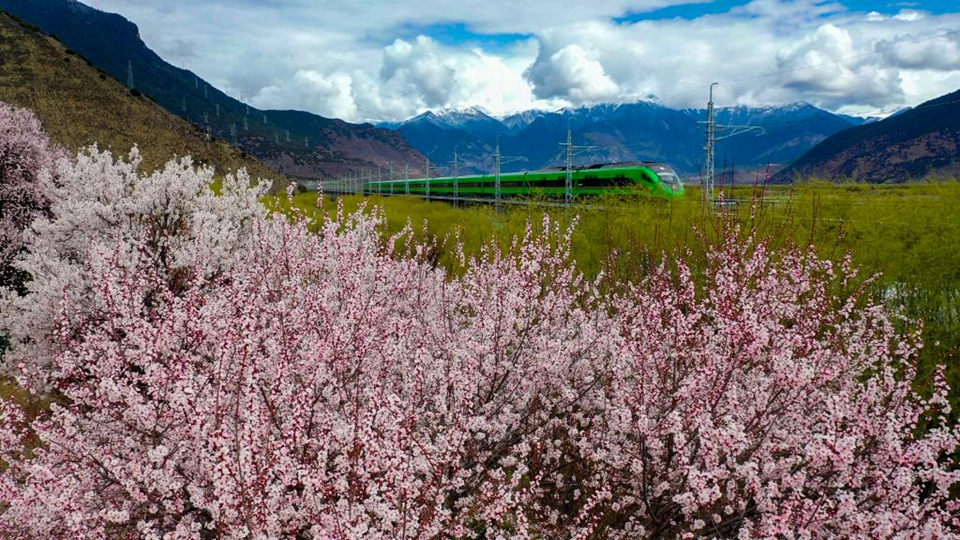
<box><xmin>436</xmin><ymin>105</ymin><xmax>492</xmax><ymax>118</ymax></box>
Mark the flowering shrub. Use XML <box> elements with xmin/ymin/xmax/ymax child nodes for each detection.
<box><xmin>0</xmin><ymin>150</ymin><xmax>957</xmax><ymax>538</ymax></box>
<box><xmin>0</xmin><ymin>101</ymin><xmax>64</xmax><ymax>294</ymax></box>
<box><xmin>575</xmin><ymin>242</ymin><xmax>960</xmax><ymax>538</ymax></box>
<box><xmin>0</xmin><ymin>206</ymin><xmax>602</xmax><ymax>538</ymax></box>
<box><xmin>0</xmin><ymin>145</ymin><xmax>268</xmax><ymax>376</ymax></box>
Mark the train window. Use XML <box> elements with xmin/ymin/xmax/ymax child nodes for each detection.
<box><xmin>658</xmin><ymin>173</ymin><xmax>679</xmax><ymax>185</ymax></box>
<box><xmin>580</xmin><ymin>176</ymin><xmax>605</xmax><ymax>188</ymax></box>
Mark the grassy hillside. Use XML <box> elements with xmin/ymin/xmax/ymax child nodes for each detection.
<box><xmin>0</xmin><ymin>11</ymin><xmax>286</xmax><ymax>188</ymax></box>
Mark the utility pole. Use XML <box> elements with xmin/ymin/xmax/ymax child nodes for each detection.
<box><xmin>704</xmin><ymin>82</ymin><xmax>718</xmax><ymax>205</ymax></box>
<box><xmin>216</xmin><ymin>104</ymin><xmax>220</xmax><ymax>117</ymax></box>
<box><xmin>424</xmin><ymin>157</ymin><xmax>431</xmax><ymax>200</ymax></box>
<box><xmin>495</xmin><ymin>140</ymin><xmax>502</xmax><ymax>212</ymax></box>
<box><xmin>559</xmin><ymin>119</ymin><xmax>595</xmax><ymax>207</ymax></box>
<box><xmin>452</xmin><ymin>146</ymin><xmax>460</xmax><ymax>206</ymax></box>
<box><xmin>494</xmin><ymin>137</ymin><xmax>527</xmax><ymax>213</ymax></box>
<box><xmin>565</xmin><ymin>126</ymin><xmax>573</xmax><ymax>205</ymax></box>
<box><xmin>404</xmin><ymin>163</ymin><xmax>410</xmax><ymax>195</ymax></box>
<box><xmin>699</xmin><ymin>82</ymin><xmax>765</xmax><ymax>206</ymax></box>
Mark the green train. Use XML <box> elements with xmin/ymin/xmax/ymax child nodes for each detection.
<box><xmin>360</xmin><ymin>162</ymin><xmax>684</xmax><ymax>200</ymax></box>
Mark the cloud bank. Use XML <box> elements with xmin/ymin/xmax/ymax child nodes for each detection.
<box><xmin>83</xmin><ymin>0</ymin><xmax>960</xmax><ymax>122</ymax></box>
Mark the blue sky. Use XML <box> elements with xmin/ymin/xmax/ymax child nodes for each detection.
<box><xmin>622</xmin><ymin>0</ymin><xmax>957</xmax><ymax>20</ymax></box>
<box><xmin>83</xmin><ymin>0</ymin><xmax>960</xmax><ymax>122</ymax></box>
<box><xmin>392</xmin><ymin>22</ymin><xmax>528</xmax><ymax>52</ymax></box>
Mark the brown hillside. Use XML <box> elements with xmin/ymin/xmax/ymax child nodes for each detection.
<box><xmin>0</xmin><ymin>0</ymin><xmax>426</xmax><ymax>183</ymax></box>
<box><xmin>0</xmin><ymin>11</ymin><xmax>286</xmax><ymax>189</ymax></box>
<box><xmin>775</xmin><ymin>89</ymin><xmax>960</xmax><ymax>183</ymax></box>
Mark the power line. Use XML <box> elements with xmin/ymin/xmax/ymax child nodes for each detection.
<box><xmin>700</xmin><ymin>86</ymin><xmax>767</xmax><ymax>202</ymax></box>
<box><xmin>841</xmin><ymin>96</ymin><xmax>960</xmax><ymax>120</ymax></box>
<box><xmin>493</xmin><ymin>136</ymin><xmax>526</xmax><ymax>213</ymax></box>
<box><xmin>907</xmin><ymin>97</ymin><xmax>960</xmax><ymax>112</ymax></box>
<box><xmin>703</xmin><ymin>83</ymin><xmax>718</xmax><ymax>204</ymax></box>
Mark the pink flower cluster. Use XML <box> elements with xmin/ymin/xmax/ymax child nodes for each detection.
<box><xmin>0</xmin><ymin>101</ymin><xmax>64</xmax><ymax>288</ymax></box>
<box><xmin>0</xmin><ymin>143</ymin><xmax>957</xmax><ymax>538</ymax></box>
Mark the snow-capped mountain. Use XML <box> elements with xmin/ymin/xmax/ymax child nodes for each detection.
<box><xmin>401</xmin><ymin>106</ymin><xmax>506</xmax><ymax>137</ymax></box>
<box><xmin>500</xmin><ymin>109</ymin><xmax>546</xmax><ymax>135</ymax></box>
<box><xmin>385</xmin><ymin>101</ymin><xmax>863</xmax><ymax>176</ymax></box>
<box><xmin>777</xmin><ymin>89</ymin><xmax>960</xmax><ymax>183</ymax></box>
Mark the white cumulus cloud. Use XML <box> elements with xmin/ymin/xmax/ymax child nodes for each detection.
<box><xmin>526</xmin><ymin>43</ymin><xmax>621</xmax><ymax>103</ymax></box>
<box><xmin>381</xmin><ymin>36</ymin><xmax>456</xmax><ymax>108</ymax></box>
<box><xmin>80</xmin><ymin>0</ymin><xmax>960</xmax><ymax>122</ymax></box>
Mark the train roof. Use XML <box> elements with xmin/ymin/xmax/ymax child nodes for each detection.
<box><xmin>539</xmin><ymin>161</ymin><xmax>674</xmax><ymax>172</ymax></box>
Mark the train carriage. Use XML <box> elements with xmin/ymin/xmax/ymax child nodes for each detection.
<box><xmin>361</xmin><ymin>161</ymin><xmax>684</xmax><ymax>200</ymax></box>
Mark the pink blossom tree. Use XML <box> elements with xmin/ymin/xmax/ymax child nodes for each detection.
<box><xmin>0</xmin><ymin>149</ymin><xmax>957</xmax><ymax>537</ymax></box>
<box><xmin>534</xmin><ymin>238</ymin><xmax>960</xmax><ymax>538</ymax></box>
<box><xmin>0</xmin><ymin>145</ymin><xmax>269</xmax><ymax>377</ymax></box>
<box><xmin>0</xmin><ymin>101</ymin><xmax>63</xmax><ymax>295</ymax></box>
<box><xmin>0</xmin><ymin>206</ymin><xmax>609</xmax><ymax>538</ymax></box>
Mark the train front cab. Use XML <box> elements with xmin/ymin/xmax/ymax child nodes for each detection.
<box><xmin>649</xmin><ymin>163</ymin><xmax>684</xmax><ymax>196</ymax></box>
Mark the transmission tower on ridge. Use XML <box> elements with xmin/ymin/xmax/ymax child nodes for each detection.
<box><xmin>126</xmin><ymin>60</ymin><xmax>135</xmax><ymax>89</ymax></box>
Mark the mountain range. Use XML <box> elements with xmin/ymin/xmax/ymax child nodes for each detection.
<box><xmin>0</xmin><ymin>0</ymin><xmax>424</xmax><ymax>181</ymax></box>
<box><xmin>382</xmin><ymin>101</ymin><xmax>866</xmax><ymax>178</ymax></box>
<box><xmin>3</xmin><ymin>0</ymin><xmax>956</xmax><ymax>186</ymax></box>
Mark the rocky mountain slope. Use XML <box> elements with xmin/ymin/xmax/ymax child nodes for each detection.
<box><xmin>775</xmin><ymin>89</ymin><xmax>960</xmax><ymax>183</ymax></box>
